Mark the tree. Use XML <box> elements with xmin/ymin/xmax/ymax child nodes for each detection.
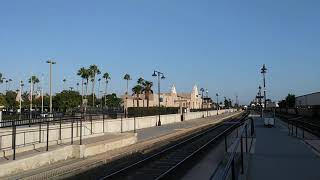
<box><xmin>278</xmin><ymin>100</ymin><xmax>286</xmax><ymax>108</ymax></box>
<box><xmin>101</xmin><ymin>93</ymin><xmax>122</xmax><ymax>107</ymax></box>
<box><xmin>123</xmin><ymin>74</ymin><xmax>131</xmax><ymax>95</ymax></box>
<box><xmin>28</xmin><ymin>75</ymin><xmax>40</xmax><ymax>91</ymax></box>
<box><xmin>53</xmin><ymin>90</ymin><xmax>82</xmax><ymax>112</ymax></box>
<box><xmin>0</xmin><ymin>73</ymin><xmax>4</xmax><ymax>93</ymax></box>
<box><xmin>132</xmin><ymin>85</ymin><xmax>143</xmax><ymax>107</ymax></box>
<box><xmin>142</xmin><ymin>80</ymin><xmax>153</xmax><ymax>108</ymax></box>
<box><xmin>286</xmin><ymin>94</ymin><xmax>296</xmax><ymax>108</ymax></box>
<box><xmin>4</xmin><ymin>90</ymin><xmax>18</xmax><ymax>109</ymax></box>
<box><xmin>137</xmin><ymin>77</ymin><xmax>144</xmax><ymax>85</ymax></box>
<box><xmin>77</xmin><ymin>67</ymin><xmax>90</xmax><ymax>103</ymax></box>
<box><xmin>103</xmin><ymin>72</ymin><xmax>111</xmax><ymax>107</ymax></box>
<box><xmin>0</xmin><ymin>94</ymin><xmax>7</xmax><ymax>107</ymax></box>
<box><xmin>88</xmin><ymin>65</ymin><xmax>101</xmax><ymax>106</ymax></box>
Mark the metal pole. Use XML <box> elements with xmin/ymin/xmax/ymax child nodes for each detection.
<box><xmin>240</xmin><ymin>135</ymin><xmax>244</xmax><ymax>174</ymax></box>
<box><xmin>46</xmin><ymin>119</ymin><xmax>49</xmax><ymax>151</ymax></box>
<box><xmin>80</xmin><ymin>114</ymin><xmax>83</xmax><ymax>145</ymax></box>
<box><xmin>103</xmin><ymin>113</ymin><xmax>105</xmax><ymax>133</ymax></box>
<box><xmin>41</xmin><ymin>88</ymin><xmax>44</xmax><ymax>113</ymax></box>
<box><xmin>39</xmin><ymin>121</ymin><xmax>41</xmax><ymax>143</ymax></box>
<box><xmin>90</xmin><ymin>114</ymin><xmax>93</xmax><ymax>135</ymax></box>
<box><xmin>59</xmin><ymin>117</ymin><xmax>62</xmax><ymax>140</ymax></box>
<box><xmin>158</xmin><ymin>73</ymin><xmax>161</xmax><ymax>126</ymax></box>
<box><xmin>19</xmin><ymin>81</ymin><xmax>22</xmax><ymax>120</ymax></box>
<box><xmin>49</xmin><ymin>63</ymin><xmax>52</xmax><ymax>114</ymax></box>
<box><xmin>245</xmin><ymin>124</ymin><xmax>248</xmax><ymax>152</ymax></box>
<box><xmin>12</xmin><ymin>121</ymin><xmax>16</xmax><ymax>160</ymax></box>
<box><xmin>71</xmin><ymin>119</ymin><xmax>74</xmax><ymax>144</ymax></box>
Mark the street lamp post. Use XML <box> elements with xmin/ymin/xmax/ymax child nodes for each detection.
<box><xmin>200</xmin><ymin>88</ymin><xmax>204</xmax><ymax>109</ymax></box>
<box><xmin>261</xmin><ymin>64</ymin><xmax>267</xmax><ymax>110</ymax></box>
<box><xmin>19</xmin><ymin>80</ymin><xmax>23</xmax><ymax>119</ymax></box>
<box><xmin>152</xmin><ymin>70</ymin><xmax>165</xmax><ymax>126</ymax></box>
<box><xmin>46</xmin><ymin>60</ymin><xmax>56</xmax><ymax>114</ymax></box>
<box><xmin>216</xmin><ymin>93</ymin><xmax>219</xmax><ymax>115</ymax></box>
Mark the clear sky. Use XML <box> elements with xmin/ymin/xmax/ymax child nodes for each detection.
<box><xmin>0</xmin><ymin>0</ymin><xmax>319</xmax><ymax>104</ymax></box>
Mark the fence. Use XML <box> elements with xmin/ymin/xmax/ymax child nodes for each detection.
<box><xmin>212</xmin><ymin>117</ymin><xmax>255</xmax><ymax>180</ymax></box>
<box><xmin>0</xmin><ymin>109</ymin><xmax>236</xmax><ymax>161</ymax></box>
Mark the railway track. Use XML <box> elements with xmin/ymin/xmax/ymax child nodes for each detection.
<box><xmin>95</xmin><ymin>113</ymin><xmax>249</xmax><ymax>180</ymax></box>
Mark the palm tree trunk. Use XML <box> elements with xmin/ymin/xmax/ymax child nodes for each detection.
<box><xmin>105</xmin><ymin>82</ymin><xmax>108</xmax><ymax>107</ymax></box>
<box><xmin>92</xmin><ymin>77</ymin><xmax>95</xmax><ymax>107</ymax></box>
<box><xmin>137</xmin><ymin>94</ymin><xmax>140</xmax><ymax>107</ymax></box>
<box><xmin>81</xmin><ymin>79</ymin><xmax>84</xmax><ymax>104</ymax></box>
<box><xmin>126</xmin><ymin>80</ymin><xmax>129</xmax><ymax>95</ymax></box>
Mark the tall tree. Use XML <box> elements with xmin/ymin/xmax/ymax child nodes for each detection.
<box><xmin>123</xmin><ymin>74</ymin><xmax>131</xmax><ymax>95</ymax></box>
<box><xmin>142</xmin><ymin>80</ymin><xmax>153</xmax><ymax>107</ymax></box>
<box><xmin>88</xmin><ymin>64</ymin><xmax>101</xmax><ymax>106</ymax></box>
<box><xmin>77</xmin><ymin>67</ymin><xmax>90</xmax><ymax>104</ymax></box>
<box><xmin>132</xmin><ymin>85</ymin><xmax>143</xmax><ymax>107</ymax></box>
<box><xmin>286</xmin><ymin>94</ymin><xmax>296</xmax><ymax>108</ymax></box>
<box><xmin>137</xmin><ymin>77</ymin><xmax>145</xmax><ymax>85</ymax></box>
<box><xmin>28</xmin><ymin>75</ymin><xmax>40</xmax><ymax>91</ymax></box>
<box><xmin>103</xmin><ymin>72</ymin><xmax>111</xmax><ymax>107</ymax></box>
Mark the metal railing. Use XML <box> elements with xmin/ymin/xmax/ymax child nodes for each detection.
<box><xmin>287</xmin><ymin>117</ymin><xmax>320</xmax><ymax>138</ymax></box>
<box><xmin>1</xmin><ymin>112</ymin><xmax>127</xmax><ymax>161</ymax></box>
<box><xmin>212</xmin><ymin>117</ymin><xmax>255</xmax><ymax>180</ymax></box>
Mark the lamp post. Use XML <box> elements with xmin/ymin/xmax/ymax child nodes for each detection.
<box><xmin>216</xmin><ymin>93</ymin><xmax>219</xmax><ymax>115</ymax></box>
<box><xmin>46</xmin><ymin>60</ymin><xmax>56</xmax><ymax>114</ymax></box>
<box><xmin>152</xmin><ymin>70</ymin><xmax>165</xmax><ymax>126</ymax></box>
<box><xmin>200</xmin><ymin>88</ymin><xmax>205</xmax><ymax>109</ymax></box>
<box><xmin>19</xmin><ymin>81</ymin><xmax>23</xmax><ymax>119</ymax></box>
<box><xmin>261</xmin><ymin>64</ymin><xmax>267</xmax><ymax>110</ymax></box>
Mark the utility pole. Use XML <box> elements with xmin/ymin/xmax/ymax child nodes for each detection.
<box><xmin>152</xmin><ymin>70</ymin><xmax>165</xmax><ymax>126</ymax></box>
<box><xmin>30</xmin><ymin>75</ymin><xmax>33</xmax><ymax>119</ymax></box>
<box><xmin>216</xmin><ymin>93</ymin><xmax>219</xmax><ymax>115</ymax></box>
<box><xmin>19</xmin><ymin>80</ymin><xmax>23</xmax><ymax>120</ymax></box>
<box><xmin>261</xmin><ymin>64</ymin><xmax>267</xmax><ymax>110</ymax></box>
<box><xmin>46</xmin><ymin>60</ymin><xmax>56</xmax><ymax>114</ymax></box>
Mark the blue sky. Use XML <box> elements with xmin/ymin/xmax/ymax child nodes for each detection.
<box><xmin>0</xmin><ymin>0</ymin><xmax>319</xmax><ymax>104</ymax></box>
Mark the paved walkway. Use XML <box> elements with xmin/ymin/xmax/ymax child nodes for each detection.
<box><xmin>135</xmin><ymin>112</ymin><xmax>237</xmax><ymax>142</ymax></box>
<box><xmin>247</xmin><ymin>115</ymin><xmax>320</xmax><ymax>180</ymax></box>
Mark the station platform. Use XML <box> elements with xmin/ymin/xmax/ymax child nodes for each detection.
<box><xmin>247</xmin><ymin>115</ymin><xmax>320</xmax><ymax>180</ymax></box>
<box><xmin>4</xmin><ymin>111</ymin><xmax>240</xmax><ymax>179</ymax></box>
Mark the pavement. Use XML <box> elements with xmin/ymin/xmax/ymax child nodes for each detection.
<box><xmin>247</xmin><ymin>114</ymin><xmax>320</xmax><ymax>180</ymax></box>
<box><xmin>135</xmin><ymin>112</ymin><xmax>237</xmax><ymax>142</ymax></box>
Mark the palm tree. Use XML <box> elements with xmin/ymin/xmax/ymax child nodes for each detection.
<box><xmin>0</xmin><ymin>73</ymin><xmax>3</xmax><ymax>93</ymax></box>
<box><xmin>123</xmin><ymin>74</ymin><xmax>131</xmax><ymax>95</ymax></box>
<box><xmin>142</xmin><ymin>81</ymin><xmax>153</xmax><ymax>108</ymax></box>
<box><xmin>132</xmin><ymin>85</ymin><xmax>143</xmax><ymax>107</ymax></box>
<box><xmin>88</xmin><ymin>65</ymin><xmax>101</xmax><ymax>107</ymax></box>
<box><xmin>77</xmin><ymin>67</ymin><xmax>90</xmax><ymax>103</ymax></box>
<box><xmin>137</xmin><ymin>77</ymin><xmax>144</xmax><ymax>85</ymax></box>
<box><xmin>103</xmin><ymin>72</ymin><xmax>111</xmax><ymax>107</ymax></box>
<box><xmin>28</xmin><ymin>76</ymin><xmax>40</xmax><ymax>92</ymax></box>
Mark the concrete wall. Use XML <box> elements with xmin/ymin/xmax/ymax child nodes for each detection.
<box><xmin>0</xmin><ymin>133</ymin><xmax>137</xmax><ymax>178</ymax></box>
<box><xmin>0</xmin><ymin>109</ymin><xmax>236</xmax><ymax>154</ymax></box>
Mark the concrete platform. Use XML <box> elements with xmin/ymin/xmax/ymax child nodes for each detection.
<box><xmin>4</xmin><ymin>111</ymin><xmax>241</xmax><ymax>179</ymax></box>
<box><xmin>0</xmin><ymin>132</ymin><xmax>137</xmax><ymax>178</ymax></box>
<box><xmin>247</xmin><ymin>115</ymin><xmax>320</xmax><ymax>180</ymax></box>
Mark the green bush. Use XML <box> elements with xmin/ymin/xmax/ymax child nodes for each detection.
<box><xmin>128</xmin><ymin>107</ymin><xmax>179</xmax><ymax>117</ymax></box>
